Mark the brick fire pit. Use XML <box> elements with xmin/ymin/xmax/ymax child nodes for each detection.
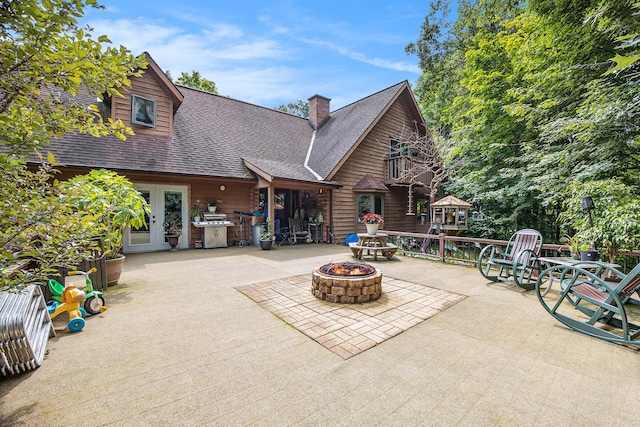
<box><xmin>311</xmin><ymin>261</ymin><xmax>382</xmax><ymax>303</ymax></box>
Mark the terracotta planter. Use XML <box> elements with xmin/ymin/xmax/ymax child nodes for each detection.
<box><xmin>105</xmin><ymin>255</ymin><xmax>125</xmax><ymax>285</ymax></box>
<box><xmin>365</xmin><ymin>224</ymin><xmax>379</xmax><ymax>235</ymax></box>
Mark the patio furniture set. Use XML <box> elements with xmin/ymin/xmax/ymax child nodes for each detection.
<box><xmin>478</xmin><ymin>228</ymin><xmax>640</xmax><ymax>347</ymax></box>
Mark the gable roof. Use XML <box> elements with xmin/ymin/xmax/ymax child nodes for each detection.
<box><xmin>141</xmin><ymin>52</ymin><xmax>184</xmax><ymax>109</ymax></box>
<box><xmin>432</xmin><ymin>195</ymin><xmax>472</xmax><ymax>207</ymax></box>
<box><xmin>47</xmin><ymin>86</ymin><xmax>313</xmax><ymax>180</ymax></box>
<box><xmin>41</xmin><ymin>53</ymin><xmax>424</xmax><ymax>187</ymax></box>
<box><xmin>306</xmin><ymin>81</ymin><xmax>421</xmax><ymax>180</ymax></box>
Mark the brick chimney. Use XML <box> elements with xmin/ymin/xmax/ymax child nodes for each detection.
<box><xmin>308</xmin><ymin>94</ymin><xmax>331</xmax><ymax>129</ymax></box>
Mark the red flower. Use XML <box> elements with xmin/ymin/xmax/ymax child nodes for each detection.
<box><xmin>361</xmin><ymin>213</ymin><xmax>384</xmax><ymax>224</ymax></box>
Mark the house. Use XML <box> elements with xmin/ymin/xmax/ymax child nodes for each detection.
<box><xmin>45</xmin><ymin>53</ymin><xmax>439</xmax><ymax>252</ymax></box>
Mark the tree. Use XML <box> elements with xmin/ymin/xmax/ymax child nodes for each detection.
<box><xmin>176</xmin><ymin>71</ymin><xmax>218</xmax><ymax>94</ymax></box>
<box><xmin>0</xmin><ymin>154</ymin><xmax>100</xmax><ymax>291</ymax></box>
<box><xmin>407</xmin><ymin>0</ymin><xmax>640</xmax><ymax>241</ymax></box>
<box><xmin>385</xmin><ymin>121</ymin><xmax>449</xmax><ymax>206</ymax></box>
<box><xmin>0</xmin><ymin>0</ymin><xmax>146</xmax><ymax>156</ymax></box>
<box><xmin>558</xmin><ymin>179</ymin><xmax>640</xmax><ymax>263</ymax></box>
<box><xmin>0</xmin><ymin>0</ymin><xmax>144</xmax><ymax>290</ymax></box>
<box><xmin>274</xmin><ymin>100</ymin><xmax>309</xmax><ymax>118</ymax></box>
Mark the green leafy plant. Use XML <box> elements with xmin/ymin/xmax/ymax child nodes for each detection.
<box><xmin>163</xmin><ymin>216</ymin><xmax>182</xmax><ymax>236</ymax></box>
<box><xmin>163</xmin><ymin>192</ymin><xmax>182</xmax><ymax>235</ymax></box>
<box><xmin>561</xmin><ymin>233</ymin><xmax>583</xmax><ymax>259</ymax></box>
<box><xmin>558</xmin><ymin>179</ymin><xmax>640</xmax><ymax>263</ymax></box>
<box><xmin>0</xmin><ymin>153</ymin><xmax>99</xmax><ymax>291</ymax></box>
<box><xmin>260</xmin><ymin>221</ymin><xmax>273</xmax><ymax>241</ymax></box>
<box><xmin>191</xmin><ymin>200</ymin><xmax>202</xmax><ymax>219</ymax></box>
<box><xmin>60</xmin><ymin>169</ymin><xmax>151</xmax><ymax>259</ymax></box>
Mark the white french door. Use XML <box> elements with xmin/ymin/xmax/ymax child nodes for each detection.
<box><xmin>123</xmin><ymin>184</ymin><xmax>189</xmax><ymax>253</ymax></box>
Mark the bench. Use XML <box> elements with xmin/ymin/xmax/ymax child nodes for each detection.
<box><xmin>349</xmin><ymin>242</ymin><xmax>397</xmax><ymax>261</ymax></box>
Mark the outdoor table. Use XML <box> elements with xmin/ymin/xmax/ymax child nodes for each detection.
<box><xmin>537</xmin><ymin>256</ymin><xmax>621</xmax><ymax>296</ymax></box>
<box><xmin>349</xmin><ymin>233</ymin><xmax>397</xmax><ymax>261</ymax></box>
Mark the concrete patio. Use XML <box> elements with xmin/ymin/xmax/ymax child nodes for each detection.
<box><xmin>1</xmin><ymin>243</ymin><xmax>639</xmax><ymax>426</ymax></box>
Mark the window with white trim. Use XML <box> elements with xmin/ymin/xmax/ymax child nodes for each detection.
<box><xmin>357</xmin><ymin>193</ymin><xmax>383</xmax><ymax>222</ymax></box>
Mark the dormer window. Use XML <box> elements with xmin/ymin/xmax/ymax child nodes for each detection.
<box><xmin>131</xmin><ymin>94</ymin><xmax>157</xmax><ymax>128</ymax></box>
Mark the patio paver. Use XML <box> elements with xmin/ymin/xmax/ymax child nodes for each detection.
<box><xmin>237</xmin><ymin>274</ymin><xmax>465</xmax><ymax>359</ymax></box>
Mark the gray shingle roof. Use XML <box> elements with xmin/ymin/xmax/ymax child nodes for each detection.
<box><xmin>44</xmin><ymin>81</ymin><xmax>409</xmax><ymax>185</ymax></box>
<box><xmin>307</xmin><ymin>82</ymin><xmax>406</xmax><ymax>179</ymax></box>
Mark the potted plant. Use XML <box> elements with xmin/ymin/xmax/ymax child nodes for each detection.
<box><xmin>561</xmin><ymin>233</ymin><xmax>582</xmax><ymax>260</ymax></box>
<box><xmin>206</xmin><ymin>198</ymin><xmax>219</xmax><ymax>213</ymax></box>
<box><xmin>163</xmin><ymin>213</ymin><xmax>182</xmax><ymax>252</ymax></box>
<box><xmin>302</xmin><ymin>192</ymin><xmax>318</xmax><ymax>220</ymax></box>
<box><xmin>259</xmin><ymin>220</ymin><xmax>274</xmax><ymax>250</ymax></box>
<box><xmin>361</xmin><ymin>213</ymin><xmax>384</xmax><ymax>235</ymax></box>
<box><xmin>578</xmin><ymin>241</ymin><xmax>599</xmax><ymax>262</ymax></box>
<box><xmin>60</xmin><ymin>169</ymin><xmax>151</xmax><ymax>285</ymax></box>
<box><xmin>192</xmin><ymin>200</ymin><xmax>203</xmax><ymax>222</ymax></box>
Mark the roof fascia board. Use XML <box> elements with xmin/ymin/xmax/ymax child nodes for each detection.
<box><xmin>141</xmin><ymin>52</ymin><xmax>184</xmax><ymax>107</ymax></box>
<box><xmin>243</xmin><ymin>159</ymin><xmax>274</xmax><ymax>182</ymax></box>
<box><xmin>270</xmin><ymin>177</ymin><xmax>342</xmax><ymax>189</ymax></box>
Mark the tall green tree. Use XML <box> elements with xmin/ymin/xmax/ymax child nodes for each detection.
<box><xmin>176</xmin><ymin>71</ymin><xmax>218</xmax><ymax>94</ymax></box>
<box><xmin>0</xmin><ymin>0</ymin><xmax>143</xmax><ymax>290</ymax></box>
<box><xmin>408</xmin><ymin>0</ymin><xmax>640</xmax><ymax>243</ymax></box>
<box><xmin>274</xmin><ymin>100</ymin><xmax>309</xmax><ymax>118</ymax></box>
<box><xmin>0</xmin><ymin>0</ymin><xmax>146</xmax><ymax>156</ymax></box>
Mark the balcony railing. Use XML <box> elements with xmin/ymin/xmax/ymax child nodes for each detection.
<box><xmin>384</xmin><ymin>230</ymin><xmax>640</xmax><ymax>273</ymax></box>
<box><xmin>385</xmin><ymin>157</ymin><xmax>429</xmax><ymax>184</ymax></box>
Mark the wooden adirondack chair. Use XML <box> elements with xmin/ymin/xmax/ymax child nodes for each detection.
<box><xmin>535</xmin><ymin>262</ymin><xmax>640</xmax><ymax>345</ymax></box>
<box><xmin>478</xmin><ymin>229</ymin><xmax>543</xmax><ymax>290</ymax></box>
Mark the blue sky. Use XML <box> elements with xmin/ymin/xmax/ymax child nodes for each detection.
<box><xmin>84</xmin><ymin>1</ymin><xmax>432</xmax><ymax>110</ymax></box>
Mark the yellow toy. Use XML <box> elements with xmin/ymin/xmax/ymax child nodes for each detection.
<box><xmin>47</xmin><ymin>284</ymin><xmax>86</xmax><ymax>332</ymax></box>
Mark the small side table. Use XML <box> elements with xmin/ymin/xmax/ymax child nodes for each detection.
<box><xmin>308</xmin><ymin>222</ymin><xmax>324</xmax><ymax>243</ymax></box>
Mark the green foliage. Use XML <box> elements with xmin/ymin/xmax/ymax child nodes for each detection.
<box><xmin>600</xmin><ymin>2</ymin><xmax>640</xmax><ymax>74</ymax></box>
<box><xmin>0</xmin><ymin>154</ymin><xmax>98</xmax><ymax>291</ymax></box>
<box><xmin>59</xmin><ymin>170</ymin><xmax>151</xmax><ymax>259</ymax></box>
<box><xmin>163</xmin><ymin>192</ymin><xmax>183</xmax><ymax>235</ymax></box>
<box><xmin>408</xmin><ymin>0</ymin><xmax>640</xmax><ymax>242</ymax></box>
<box><xmin>0</xmin><ymin>0</ymin><xmax>147</xmax><ymax>156</ymax></box>
<box><xmin>0</xmin><ymin>1</ymin><xmax>143</xmax><ymax>289</ymax></box>
<box><xmin>176</xmin><ymin>71</ymin><xmax>218</xmax><ymax>94</ymax></box>
<box><xmin>558</xmin><ymin>179</ymin><xmax>640</xmax><ymax>263</ymax></box>
<box><xmin>260</xmin><ymin>221</ymin><xmax>273</xmax><ymax>241</ymax></box>
<box><xmin>191</xmin><ymin>200</ymin><xmax>203</xmax><ymax>219</ymax></box>
<box><xmin>274</xmin><ymin>100</ymin><xmax>309</xmax><ymax>118</ymax></box>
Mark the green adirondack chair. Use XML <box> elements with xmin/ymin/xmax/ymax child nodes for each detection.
<box><xmin>478</xmin><ymin>229</ymin><xmax>543</xmax><ymax>290</ymax></box>
<box><xmin>535</xmin><ymin>262</ymin><xmax>640</xmax><ymax>345</ymax></box>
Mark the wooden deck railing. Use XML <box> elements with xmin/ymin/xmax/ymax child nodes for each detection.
<box><xmin>384</xmin><ymin>230</ymin><xmax>640</xmax><ymax>273</ymax></box>
<box><xmin>384</xmin><ymin>157</ymin><xmax>429</xmax><ymax>184</ymax></box>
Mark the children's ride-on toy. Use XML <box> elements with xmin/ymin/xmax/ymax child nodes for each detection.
<box><xmin>47</xmin><ymin>268</ymin><xmax>107</xmax><ymax>315</ymax></box>
<box><xmin>47</xmin><ymin>285</ymin><xmax>87</xmax><ymax>332</ymax></box>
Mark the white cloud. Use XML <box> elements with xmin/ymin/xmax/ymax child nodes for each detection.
<box><xmin>209</xmin><ymin>66</ymin><xmax>300</xmax><ymax>105</ymax></box>
<box><xmin>85</xmin><ymin>8</ymin><xmax>419</xmax><ymax>109</ymax></box>
<box><xmin>300</xmin><ymin>38</ymin><xmax>420</xmax><ymax>74</ymax></box>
